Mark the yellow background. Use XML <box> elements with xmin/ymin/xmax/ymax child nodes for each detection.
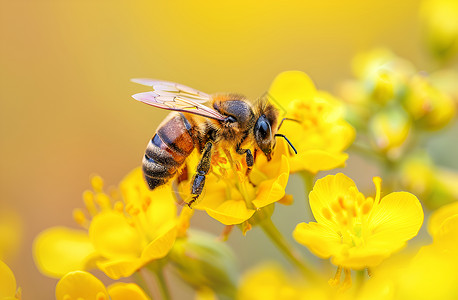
<box><xmin>0</xmin><ymin>0</ymin><xmax>435</xmax><ymax>298</ymax></box>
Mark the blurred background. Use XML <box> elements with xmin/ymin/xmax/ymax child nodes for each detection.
<box><xmin>1</xmin><ymin>0</ymin><xmax>457</xmax><ymax>298</ymax></box>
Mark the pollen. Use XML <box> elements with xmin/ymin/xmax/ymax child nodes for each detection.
<box><xmin>326</xmin><ymin>188</ymin><xmax>373</xmax><ymax>239</ymax></box>
<box><xmin>322</xmin><ymin>207</ymin><xmax>332</xmax><ymax>220</ymax></box>
<box><xmin>113</xmin><ymin>201</ymin><xmax>124</xmax><ymax>213</ymax></box>
<box><xmin>142</xmin><ymin>201</ymin><xmax>149</xmax><ymax>212</ymax></box>
<box><xmin>338</xmin><ymin>196</ymin><xmax>346</xmax><ymax>209</ymax></box>
<box><xmin>125</xmin><ymin>203</ymin><xmax>140</xmax><ymax>216</ymax></box>
<box><xmin>331</xmin><ymin>200</ymin><xmax>342</xmax><ymax>213</ymax></box>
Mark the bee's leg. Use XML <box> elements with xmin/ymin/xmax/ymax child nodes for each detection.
<box><xmin>188</xmin><ymin>141</ymin><xmax>213</xmax><ymax>208</ymax></box>
<box><xmin>236</xmin><ymin>146</ymin><xmax>254</xmax><ymax>176</ymax></box>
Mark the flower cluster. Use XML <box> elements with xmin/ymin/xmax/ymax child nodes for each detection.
<box><xmin>176</xmin><ymin>138</ymin><xmax>292</xmax><ymax>229</ymax></box>
<box><xmin>3</xmin><ymin>1</ymin><xmax>455</xmax><ymax>298</ymax></box>
<box><xmin>269</xmin><ymin>71</ymin><xmax>355</xmax><ymax>174</ymax></box>
<box><xmin>340</xmin><ymin>48</ymin><xmax>456</xmax><ymax>156</ymax></box>
<box><xmin>339</xmin><ymin>47</ymin><xmax>458</xmax><ymax>209</ymax></box>
<box><xmin>34</xmin><ymin>169</ymin><xmax>178</xmax><ymax>280</ymax></box>
<box><xmin>30</xmin><ymin>62</ymin><xmax>458</xmax><ymax>298</ymax></box>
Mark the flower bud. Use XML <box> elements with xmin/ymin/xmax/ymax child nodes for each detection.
<box><xmin>420</xmin><ymin>0</ymin><xmax>458</xmax><ymax>61</ymax></box>
<box><xmin>403</xmin><ymin>75</ymin><xmax>455</xmax><ymax>130</ymax></box>
<box><xmin>169</xmin><ymin>230</ymin><xmax>238</xmax><ymax>300</ymax></box>
<box><xmin>368</xmin><ymin>106</ymin><xmax>411</xmax><ymax>154</ymax></box>
<box><xmin>400</xmin><ymin>153</ymin><xmax>435</xmax><ymax>199</ymax></box>
<box><xmin>400</xmin><ymin>152</ymin><xmax>458</xmax><ymax>209</ymax></box>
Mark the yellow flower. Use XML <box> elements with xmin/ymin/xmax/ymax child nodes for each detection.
<box><xmin>92</xmin><ymin>168</ymin><xmax>177</xmax><ymax>279</ymax></box>
<box><xmin>0</xmin><ymin>260</ymin><xmax>20</xmax><ymax>300</ymax></box>
<box><xmin>33</xmin><ymin>227</ymin><xmax>97</xmax><ymax>278</ymax></box>
<box><xmin>427</xmin><ymin>200</ymin><xmax>458</xmax><ymax>238</ymax></box>
<box><xmin>178</xmin><ymin>139</ymin><xmax>291</xmax><ymax>226</ymax></box>
<box><xmin>420</xmin><ymin>0</ymin><xmax>458</xmax><ymax>60</ymax></box>
<box><xmin>352</xmin><ymin>48</ymin><xmax>415</xmax><ymax>84</ymax></box>
<box><xmin>346</xmin><ymin>48</ymin><xmax>415</xmax><ymax>107</ymax></box>
<box><xmin>269</xmin><ymin>71</ymin><xmax>355</xmax><ymax>174</ymax></box>
<box><xmin>293</xmin><ymin>173</ymin><xmax>423</xmax><ymax>270</ymax></box>
<box><xmin>400</xmin><ymin>153</ymin><xmax>458</xmax><ymax>209</ymax></box>
<box><xmin>56</xmin><ymin>270</ymin><xmax>150</xmax><ymax>300</ymax></box>
<box><xmin>359</xmin><ymin>204</ymin><xmax>458</xmax><ymax>300</ymax></box>
<box><xmin>237</xmin><ymin>263</ymin><xmax>333</xmax><ymax>300</ymax></box>
<box><xmin>34</xmin><ymin>168</ymin><xmax>177</xmax><ymax>280</ymax></box>
<box><xmin>400</xmin><ymin>153</ymin><xmax>436</xmax><ymax>199</ymax></box>
<box><xmin>368</xmin><ymin>106</ymin><xmax>411</xmax><ymax>153</ymax></box>
<box><xmin>403</xmin><ymin>74</ymin><xmax>455</xmax><ymax>130</ymax></box>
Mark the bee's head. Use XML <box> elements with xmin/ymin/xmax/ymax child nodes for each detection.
<box><xmin>253</xmin><ymin>98</ymin><xmax>298</xmax><ymax>161</ymax></box>
<box><xmin>254</xmin><ymin>114</ymin><xmax>276</xmax><ymax>161</ymax></box>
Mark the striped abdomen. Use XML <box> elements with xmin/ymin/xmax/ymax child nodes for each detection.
<box><xmin>143</xmin><ymin>113</ymin><xmax>195</xmax><ymax>190</ymax></box>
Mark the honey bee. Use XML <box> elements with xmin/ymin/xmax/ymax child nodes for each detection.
<box><xmin>132</xmin><ymin>79</ymin><xmax>296</xmax><ymax>207</ymax></box>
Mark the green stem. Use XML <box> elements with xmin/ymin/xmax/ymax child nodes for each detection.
<box><xmin>154</xmin><ymin>267</ymin><xmax>172</xmax><ymax>300</ymax></box>
<box><xmin>300</xmin><ymin>171</ymin><xmax>314</xmax><ymax>195</ymax></box>
<box><xmin>299</xmin><ymin>171</ymin><xmax>315</xmax><ymax>218</ymax></box>
<box><xmin>133</xmin><ymin>271</ymin><xmax>155</xmax><ymax>300</ymax></box>
<box><xmin>260</xmin><ymin>218</ymin><xmax>318</xmax><ymax>282</ymax></box>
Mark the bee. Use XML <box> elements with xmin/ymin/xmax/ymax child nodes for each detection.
<box><xmin>132</xmin><ymin>79</ymin><xmax>297</xmax><ymax>207</ymax></box>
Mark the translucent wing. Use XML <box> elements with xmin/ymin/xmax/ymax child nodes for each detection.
<box><xmin>131</xmin><ymin>78</ymin><xmax>211</xmax><ymax>103</ymax></box>
<box><xmin>132</xmin><ymin>91</ymin><xmax>226</xmax><ymax>121</ymax></box>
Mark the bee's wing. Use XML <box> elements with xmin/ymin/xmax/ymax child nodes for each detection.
<box><xmin>131</xmin><ymin>78</ymin><xmax>211</xmax><ymax>103</ymax></box>
<box><xmin>132</xmin><ymin>91</ymin><xmax>226</xmax><ymax>121</ymax></box>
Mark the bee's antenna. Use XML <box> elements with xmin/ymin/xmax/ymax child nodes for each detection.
<box><xmin>274</xmin><ymin>134</ymin><xmax>297</xmax><ymax>154</ymax></box>
<box><xmin>277</xmin><ymin>118</ymin><xmax>300</xmax><ymax>131</ymax></box>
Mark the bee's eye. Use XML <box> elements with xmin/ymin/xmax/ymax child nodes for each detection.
<box><xmin>255</xmin><ymin>115</ymin><xmax>271</xmax><ymax>141</ymax></box>
<box><xmin>258</xmin><ymin>121</ymin><xmax>269</xmax><ymax>139</ymax></box>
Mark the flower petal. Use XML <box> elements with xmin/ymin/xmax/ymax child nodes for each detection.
<box><xmin>206</xmin><ymin>200</ymin><xmax>255</xmax><ymax>225</ymax></box>
<box><xmin>33</xmin><ymin>227</ymin><xmax>96</xmax><ymax>278</ymax></box>
<box><xmin>331</xmin><ymin>244</ymin><xmax>399</xmax><ymax>270</ymax></box>
<box><xmin>431</xmin><ymin>214</ymin><xmax>458</xmax><ymax>250</ymax></box>
<box><xmin>145</xmin><ymin>187</ymin><xmax>177</xmax><ymax>237</ymax></box>
<box><xmin>268</xmin><ymin>70</ymin><xmax>317</xmax><ymax>109</ymax></box>
<box><xmin>121</xmin><ymin>167</ymin><xmax>177</xmax><ymax>237</ymax></box>
<box><xmin>293</xmin><ymin>222</ymin><xmax>342</xmax><ymax>259</ymax></box>
<box><xmin>290</xmin><ymin>150</ymin><xmax>349</xmax><ymax>174</ymax></box>
<box><xmin>309</xmin><ymin>173</ymin><xmax>358</xmax><ymax>230</ymax></box>
<box><xmin>252</xmin><ymin>155</ymin><xmax>289</xmax><ymax>208</ymax></box>
<box><xmin>140</xmin><ymin>220</ymin><xmax>177</xmax><ymax>262</ymax></box>
<box><xmin>428</xmin><ymin>201</ymin><xmax>458</xmax><ymax>237</ymax></box>
<box><xmin>368</xmin><ymin>192</ymin><xmax>424</xmax><ymax>248</ymax></box>
<box><xmin>108</xmin><ymin>282</ymin><xmax>151</xmax><ymax>300</ymax></box>
<box><xmin>0</xmin><ymin>260</ymin><xmax>16</xmax><ymax>299</ymax></box>
<box><xmin>89</xmin><ymin>211</ymin><xmax>144</xmax><ymax>260</ymax></box>
<box><xmin>97</xmin><ymin>221</ymin><xmax>176</xmax><ymax>279</ymax></box>
<box><xmin>96</xmin><ymin>258</ymin><xmax>143</xmax><ymax>280</ymax></box>
<box><xmin>55</xmin><ymin>271</ymin><xmax>108</xmax><ymax>300</ymax></box>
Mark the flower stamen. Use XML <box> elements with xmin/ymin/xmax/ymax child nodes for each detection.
<box><xmin>90</xmin><ymin>175</ymin><xmax>104</xmax><ymax>193</ymax></box>
<box><xmin>83</xmin><ymin>190</ymin><xmax>98</xmax><ymax>216</ymax></box>
<box><xmin>373</xmin><ymin>176</ymin><xmax>382</xmax><ymax>203</ymax></box>
<box><xmin>329</xmin><ymin>265</ymin><xmax>342</xmax><ymax>287</ymax></box>
<box><xmin>73</xmin><ymin>209</ymin><xmax>87</xmax><ymax>228</ymax></box>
